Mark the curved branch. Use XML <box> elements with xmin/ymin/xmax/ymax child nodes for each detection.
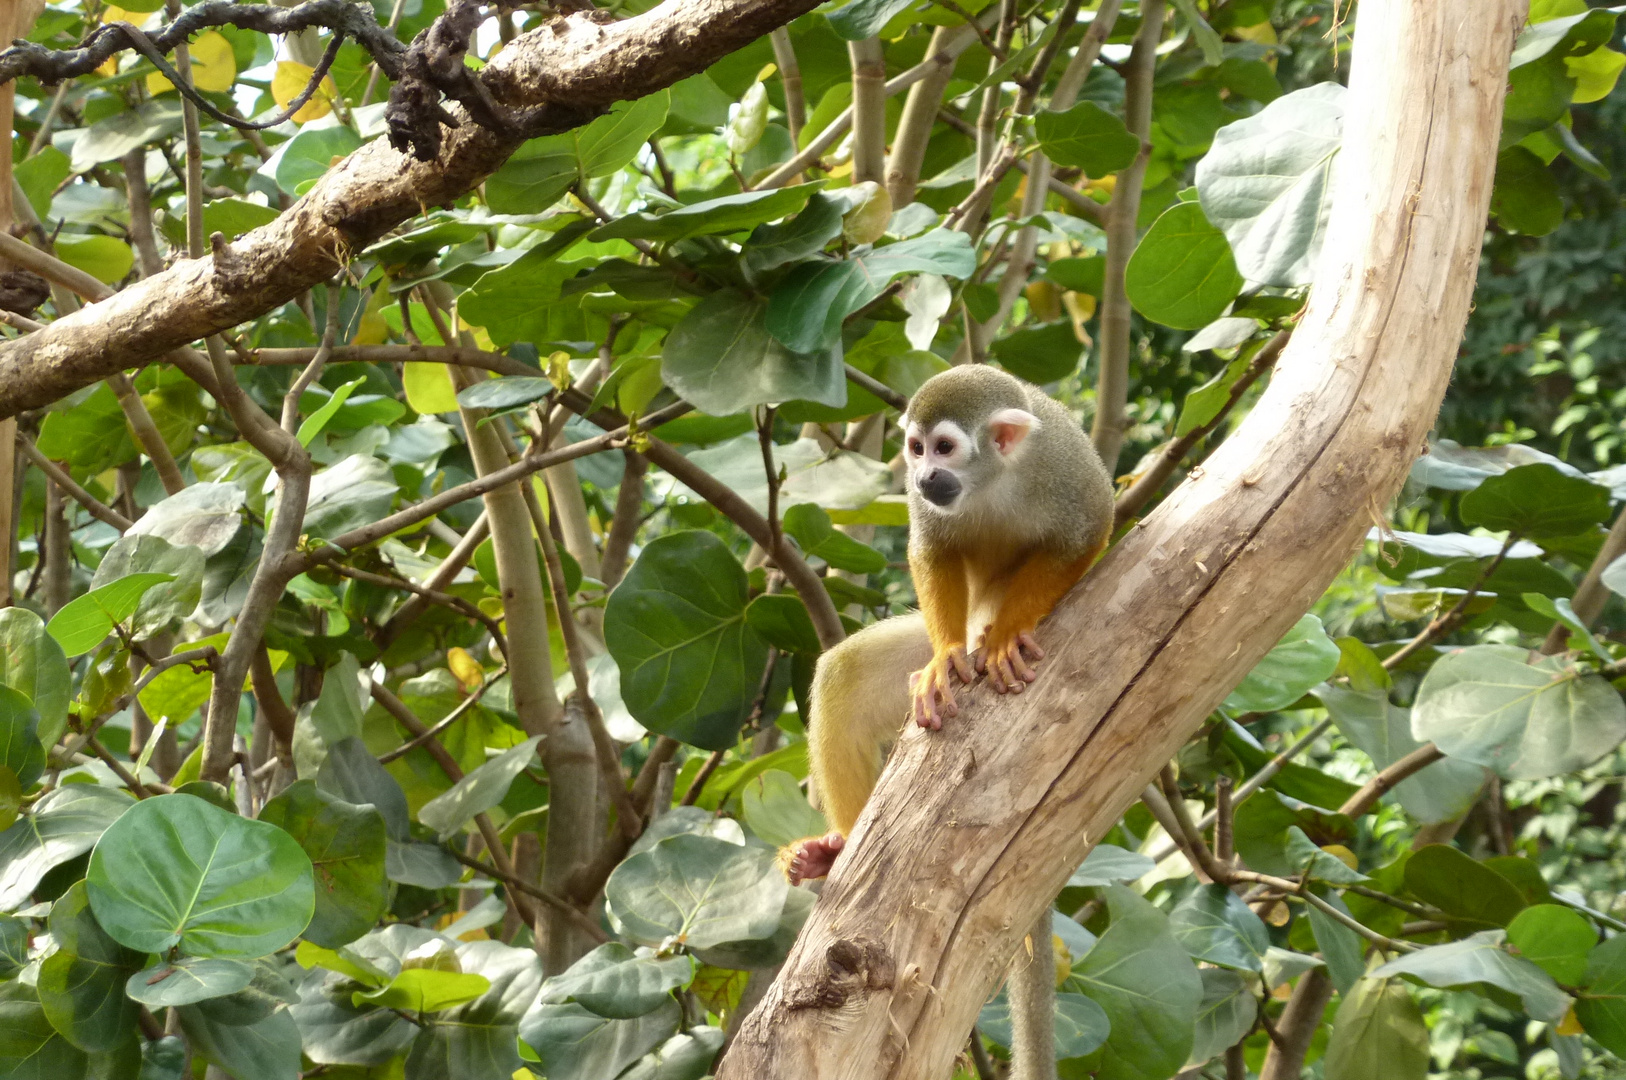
<box><xmin>718</xmin><ymin>2</ymin><xmax>1520</xmax><ymax>1074</ymax></box>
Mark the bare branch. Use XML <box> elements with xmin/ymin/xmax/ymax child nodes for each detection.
<box><xmin>16</xmin><ymin>436</ymin><xmax>131</xmax><ymax>531</ymax></box>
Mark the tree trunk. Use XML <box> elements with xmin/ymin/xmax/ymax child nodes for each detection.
<box><xmin>716</xmin><ymin>1</ymin><xmax>1522</xmax><ymax>1076</ymax></box>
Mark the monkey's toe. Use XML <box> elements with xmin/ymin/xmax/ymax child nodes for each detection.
<box><xmin>787</xmin><ymin>832</ymin><xmax>845</xmax><ymax>884</ymax></box>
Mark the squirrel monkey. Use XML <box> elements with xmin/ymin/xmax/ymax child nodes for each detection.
<box><xmin>786</xmin><ymin>366</ymin><xmax>1115</xmax><ymax>884</ymax></box>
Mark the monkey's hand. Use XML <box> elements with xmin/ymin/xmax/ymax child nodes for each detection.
<box><xmin>976</xmin><ymin>622</ymin><xmax>1045</xmax><ymax>694</ymax></box>
<box><xmin>909</xmin><ymin>645</ymin><xmax>974</xmax><ymax>730</ymax></box>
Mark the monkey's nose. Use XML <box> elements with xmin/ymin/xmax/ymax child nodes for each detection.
<box><xmin>918</xmin><ymin>470</ymin><xmax>961</xmax><ymax>506</ymax></box>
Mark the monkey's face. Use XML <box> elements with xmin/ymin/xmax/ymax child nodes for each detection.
<box><xmin>904</xmin><ymin>409</ymin><xmax>1041</xmax><ymax>515</ymax></box>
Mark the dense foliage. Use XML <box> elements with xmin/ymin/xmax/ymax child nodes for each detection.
<box><xmin>0</xmin><ymin>0</ymin><xmax>1622</xmax><ymax>1078</ymax></box>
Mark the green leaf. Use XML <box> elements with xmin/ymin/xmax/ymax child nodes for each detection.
<box><xmin>300</xmin><ymin>454</ymin><xmax>398</xmax><ymax>540</ymax></box>
<box><xmin>605</xmin><ymin>833</ymin><xmax>787</xmax><ymax>950</ymax></box>
<box><xmin>407</xmin><ymin>940</ymin><xmax>544</xmax><ymax>1080</ymax></box>
<box><xmin>15</xmin><ymin>147</ymin><xmax>68</xmax><ymax>221</ymax></box>
<box><xmin>743</xmin><ymin>594</ymin><xmax>822</xmax><ymax>655</ymax></box>
<box><xmin>1073</xmin><ymin>886</ymin><xmax>1203</xmax><ymax>1080</ymax></box>
<box><xmin>37</xmin><ymin>881</ymin><xmax>144</xmax><ymax>1052</ymax></box>
<box><xmin>272</xmin><ymin>125</ymin><xmax>362</xmax><ymax>196</ymax></box>
<box><xmin>662</xmin><ymin>288</ymin><xmax>846</xmax><ymax>415</ymax></box>
<box><xmin>1174</xmin><ymin>354</ymin><xmax>1250</xmax><ymax>438</ymax></box>
<box><xmin>0</xmin><ymin>687</ymin><xmax>44</xmax><ymax>791</ymax></box>
<box><xmin>1491</xmin><ymin>146</ymin><xmax>1564</xmax><ymax>235</ymax></box>
<box><xmin>979</xmin><ymin>988</ymin><xmax>1110</xmax><ymax>1060</ymax></box>
<box><xmin>781</xmin><ymin>503</ymin><xmax>886</xmax><ymax>574</ymax></box>
<box><xmin>743</xmin><ymin>194</ymin><xmax>845</xmax><ymax>277</ymax></box>
<box><xmin>125</xmin><ymin>482</ymin><xmax>245</xmax><ymax>557</ymax></box>
<box><xmin>1232</xmin><ymin>790</ymin><xmax>1363</xmax><ymax>883</ymax></box>
<box><xmin>89</xmin><ymin>534</ymin><xmax>205</xmax><ymax>642</ymax></box>
<box><xmin>1372</xmin><ymin>930</ymin><xmax>1570</xmax><ymax>1022</ymax></box>
<box><xmin>594</xmin><ymin>184</ymin><xmax>820</xmax><ymax>243</ymax></box>
<box><xmin>1186</xmin><ymin>968</ymin><xmax>1256</xmax><ymax>1068</ymax></box>
<box><xmin>1577</xmin><ymin>933</ymin><xmax>1626</xmax><ymax>1055</ymax></box>
<box><xmin>486</xmin><ymin>93</ymin><xmax>670</xmax><ymax>213</ymax></box>
<box><xmin>539</xmin><ymin>943</ymin><xmax>695</xmax><ymax>1020</ymax></box>
<box><xmin>1322</xmin><ymin>977</ymin><xmax>1428</xmax><ymax>1080</ymax></box>
<box><xmin>86</xmin><ymin>793</ymin><xmax>315</xmax><ymax>957</ymax></box>
<box><xmin>1125</xmin><ymin>200</ymin><xmax>1244</xmax><ymax>331</ymax></box>
<box><xmin>125</xmin><ymin>957</ymin><xmax>255</xmax><ymax>1009</ymax></box>
<box><xmin>0</xmin><ymin>609</ymin><xmax>71</xmax><ymax>748</ymax></box>
<box><xmin>0</xmin><ymin>785</ymin><xmax>133</xmax><ymax>909</ymax></box>
<box><xmin>1305</xmin><ymin>888</ymin><xmax>1365</xmax><ymax>995</ymax></box>
<box><xmin>1460</xmin><ymin>463</ymin><xmax>1612</xmax><ymax>538</ymax></box>
<box><xmin>825</xmin><ymin>0</ymin><xmax>914</xmax><ymax>37</ymax></box>
<box><xmin>296</xmin><ymin>376</ymin><xmax>365</xmax><ymax>446</ymax></box>
<box><xmin>1412</xmin><ymin>645</ymin><xmax>1626</xmax><ymax>779</ymax></box>
<box><xmin>765</xmin><ymin>229</ymin><xmax>977</xmax><ymax>353</ymax></box>
<box><xmin>53</xmin><ymin>235</ymin><xmax>133</xmax><ymax>286</ymax></box>
<box><xmin>1314</xmin><ymin>683</ymin><xmax>1486</xmax><ymax>824</ymax></box>
<box><xmin>417</xmin><ymin>735</ymin><xmax>543</xmax><ymax>838</ymax></box>
<box><xmin>738</xmin><ymin>769</ymin><xmax>827</xmax><ymax>848</ymax></box>
<box><xmin>0</xmin><ymin>981</ymin><xmax>92</xmax><ymax>1080</ymax></box>
<box><xmin>1524</xmin><ymin>593</ymin><xmax>1608</xmax><ymax>659</ymax></box>
<box><xmin>1067</xmin><ymin>844</ymin><xmax>1155</xmax><ymax>887</ymax></box>
<box><xmin>257</xmin><ymin>780</ymin><xmax>390</xmax><ymax>949</ymax></box>
<box><xmin>1169</xmin><ymin>883</ymin><xmax>1270</xmax><ymax>972</ymax></box>
<box><xmin>357</xmin><ymin>968</ymin><xmax>490</xmax><ymax>1013</ymax></box>
<box><xmin>618</xmin><ymin>1026</ymin><xmax>726</xmax><ymax>1080</ymax></box>
<box><xmin>1404</xmin><ymin>844</ymin><xmax>1528</xmax><ymax>929</ymax></box>
<box><xmin>0</xmin><ymin>914</ymin><xmax>26</xmax><ymax>977</ymax></box>
<box><xmin>1508</xmin><ymin>904</ymin><xmax>1595</xmax><ymax>985</ymax></box>
<box><xmin>176</xmin><ymin>1004</ymin><xmax>301</xmax><ymax>1080</ymax></box>
<box><xmin>1223</xmin><ymin>614</ymin><xmax>1340</xmax><ymax>713</ymax></box>
<box><xmin>71</xmin><ymin>100</ymin><xmax>184</xmax><ymax>172</ymax></box>
<box><xmin>46</xmin><ymin>573</ymin><xmax>175</xmax><ymax>656</ymax></box>
<box><xmin>989</xmin><ymin>319</ymin><xmax>1086</xmax><ymax>384</ymax></box>
<box><xmin>455</xmin><ymin>376</ymin><xmax>554</xmax><ymax>412</ymax></box>
<box><xmin>1195</xmin><ymin>83</ymin><xmax>1343</xmax><ymax>287</ymax></box>
<box><xmin>36</xmin><ymin>385</ymin><xmax>136</xmax><ymax>474</ymax></box>
<box><xmin>519</xmin><ymin>999</ymin><xmax>681</xmax><ymax>1080</ymax></box>
<box><xmin>605</xmin><ymin>531</ymin><xmax>769</xmax><ymax>751</ymax></box>
<box><xmin>189</xmin><ymin>197</ymin><xmax>281</xmax><ymax>243</ymax></box>
<box><xmin>1035</xmin><ymin>101</ymin><xmax>1141</xmax><ymax>175</ymax></box>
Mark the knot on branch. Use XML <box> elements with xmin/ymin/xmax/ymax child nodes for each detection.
<box><xmin>0</xmin><ymin>265</ymin><xmax>50</xmax><ymax>318</ymax></box>
<box><xmin>210</xmin><ymin>232</ymin><xmax>253</xmax><ymax>295</ymax></box>
<box><xmin>783</xmin><ymin>937</ymin><xmax>895</xmax><ymax>1011</ymax></box>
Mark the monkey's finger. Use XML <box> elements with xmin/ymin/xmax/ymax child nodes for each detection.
<box><xmin>1017</xmin><ymin>632</ymin><xmax>1045</xmax><ymax>662</ymax></box>
<box><xmin>949</xmin><ymin>649</ymin><xmax>976</xmax><ymax>684</ymax></box>
<box><xmin>1008</xmin><ymin>647</ymin><xmax>1039</xmax><ymax>683</ymax></box>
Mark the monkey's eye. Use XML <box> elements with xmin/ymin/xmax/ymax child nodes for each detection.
<box><xmin>935</xmin><ymin>439</ymin><xmax>954</xmax><ymax>456</ymax></box>
<box><xmin>908</xmin><ymin>439</ymin><xmax>924</xmax><ymax>456</ymax></box>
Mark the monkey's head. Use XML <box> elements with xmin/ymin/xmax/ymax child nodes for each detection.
<box><xmin>902</xmin><ymin>367</ymin><xmax>1041</xmax><ymax>516</ymax></box>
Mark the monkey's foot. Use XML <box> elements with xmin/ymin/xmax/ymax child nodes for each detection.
<box><xmin>784</xmin><ymin>832</ymin><xmax>845</xmax><ymax>884</ymax></box>
<box><xmin>909</xmin><ymin>646</ymin><xmax>973</xmax><ymax>730</ymax></box>
<box><xmin>976</xmin><ymin>625</ymin><xmax>1045</xmax><ymax>693</ymax></box>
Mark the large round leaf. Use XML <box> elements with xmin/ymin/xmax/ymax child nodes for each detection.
<box><xmin>979</xmin><ymin>988</ymin><xmax>1110</xmax><ymax>1060</ymax></box>
<box><xmin>406</xmin><ymin>939</ymin><xmax>544</xmax><ymax>1080</ymax></box>
<box><xmin>1195</xmin><ymin>82</ymin><xmax>1344</xmax><ymax>288</ymax></box>
<box><xmin>258</xmin><ymin>781</ymin><xmax>390</xmax><ymax>948</ymax></box>
<box><xmin>1578</xmin><ymin>933</ymin><xmax>1626</xmax><ymax>1056</ymax></box>
<box><xmin>1403</xmin><ymin>844</ymin><xmax>1527</xmax><ymax>928</ymax></box>
<box><xmin>605</xmin><ymin>833</ymin><xmax>787</xmax><ymax>950</ymax></box>
<box><xmin>1508</xmin><ymin>904</ymin><xmax>1595</xmax><ymax>985</ymax></box>
<box><xmin>1169</xmin><ymin>883</ymin><xmax>1270</xmax><ymax>972</ymax></box>
<box><xmin>1187</xmin><ymin>968</ymin><xmax>1258</xmax><ymax>1068</ymax></box>
<box><xmin>662</xmin><ymin>288</ymin><xmax>845</xmax><ymax>416</ymax></box>
<box><xmin>1459</xmin><ymin>463</ymin><xmax>1612</xmax><ymax>539</ymax></box>
<box><xmin>0</xmin><ymin>784</ymin><xmax>134</xmax><ymax>910</ymax></box>
<box><xmin>37</xmin><ymin>881</ymin><xmax>145</xmax><ymax>1052</ymax></box>
<box><xmin>125</xmin><ymin>482</ymin><xmax>245</xmax><ymax>556</ymax></box>
<box><xmin>1124</xmin><ymin>201</ymin><xmax>1244</xmax><ymax>331</ymax></box>
<box><xmin>0</xmin><ymin>981</ymin><xmax>92</xmax><ymax>1080</ymax></box>
<box><xmin>1321</xmin><ymin>977</ymin><xmax>1428</xmax><ymax>1080</ymax></box>
<box><xmin>1035</xmin><ymin>100</ymin><xmax>1141</xmax><ymax>175</ymax></box>
<box><xmin>89</xmin><ymin>534</ymin><xmax>205</xmax><ymax>642</ymax></box>
<box><xmin>0</xmin><ymin>608</ymin><xmax>71</xmax><ymax>748</ymax></box>
<box><xmin>87</xmin><ymin>793</ymin><xmax>315</xmax><ymax>957</ymax></box>
<box><xmin>538</xmin><ymin>943</ymin><xmax>696</xmax><ymax>1020</ymax></box>
<box><xmin>1371</xmin><ymin>931</ymin><xmax>1569</xmax><ymax>1023</ymax></box>
<box><xmin>605</xmin><ymin>531</ymin><xmax>769</xmax><ymax>751</ymax></box>
<box><xmin>0</xmin><ymin>686</ymin><xmax>44</xmax><ymax>791</ymax></box>
<box><xmin>519</xmin><ymin>999</ymin><xmax>681</xmax><ymax>1080</ymax></box>
<box><xmin>1412</xmin><ymin>646</ymin><xmax>1626</xmax><ymax>779</ymax></box>
<box><xmin>1223</xmin><ymin>614</ymin><xmax>1340</xmax><ymax>713</ymax></box>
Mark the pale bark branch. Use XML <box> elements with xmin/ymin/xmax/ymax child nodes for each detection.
<box><xmin>718</xmin><ymin>3</ymin><xmax>1520</xmax><ymax>1073</ymax></box>
<box><xmin>16</xmin><ymin>435</ymin><xmax>131</xmax><ymax>530</ymax></box>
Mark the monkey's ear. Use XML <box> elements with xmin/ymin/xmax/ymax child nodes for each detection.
<box><xmin>988</xmin><ymin>408</ymin><xmax>1041</xmax><ymax>456</ymax></box>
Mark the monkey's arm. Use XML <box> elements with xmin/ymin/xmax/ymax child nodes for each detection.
<box><xmin>909</xmin><ymin>545</ymin><xmax>973</xmax><ymax>729</ymax></box>
<box><xmin>978</xmin><ymin>546</ymin><xmax>1102</xmax><ymax>692</ymax></box>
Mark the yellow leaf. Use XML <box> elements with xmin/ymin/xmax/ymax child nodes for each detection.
<box><xmin>1321</xmin><ymin>844</ymin><xmax>1358</xmax><ymax>870</ymax></box>
<box><xmin>272</xmin><ymin>60</ymin><xmax>338</xmax><ymax>124</ymax></box>
<box><xmin>403</xmin><ymin>362</ymin><xmax>459</xmax><ymax>414</ymax></box>
<box><xmin>353</xmin><ymin>285</ymin><xmax>392</xmax><ymax>346</ymax></box>
<box><xmin>101</xmin><ymin>7</ymin><xmax>155</xmax><ymax>27</ymax></box>
<box><xmin>447</xmin><ymin>647</ymin><xmax>484</xmax><ymax>693</ymax></box>
<box><xmin>147</xmin><ymin>30</ymin><xmax>236</xmax><ymax>96</ymax></box>
<box><xmin>1567</xmin><ymin>46</ymin><xmax>1626</xmax><ymax>104</ymax></box>
<box><xmin>1558</xmin><ymin>1006</ymin><xmax>1585</xmax><ymax>1036</ymax></box>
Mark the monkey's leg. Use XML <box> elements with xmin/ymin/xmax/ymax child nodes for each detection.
<box><xmin>978</xmin><ymin>547</ymin><xmax>1101</xmax><ymax>693</ymax></box>
<box><xmin>908</xmin><ymin>548</ymin><xmax>973</xmax><ymax>730</ymax></box>
<box><xmin>788</xmin><ymin>614</ymin><xmax>929</xmax><ymax>883</ymax></box>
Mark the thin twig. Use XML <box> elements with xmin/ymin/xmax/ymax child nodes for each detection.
<box><xmin>377</xmin><ymin>665</ymin><xmax>507</xmax><ymax>765</ymax></box>
<box><xmin>16</xmin><ymin>436</ymin><xmax>131</xmax><ymax>530</ymax></box>
<box><xmin>680</xmin><ymin>750</ymin><xmax>726</xmax><ymax>807</ymax></box>
<box><xmin>1336</xmin><ymin>743</ymin><xmax>1447</xmax><ymax>818</ymax></box>
<box><xmin>1382</xmin><ymin>531</ymin><xmax>1519</xmax><ymax>670</ymax></box>
<box><xmin>281</xmin><ymin>282</ymin><xmax>344</xmax><ymax>434</ymax></box>
<box><xmin>442</xmin><ymin>845</ymin><xmax>608</xmax><ymax>943</ymax></box>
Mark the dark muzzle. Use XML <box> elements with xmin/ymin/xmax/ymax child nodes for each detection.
<box><xmin>917</xmin><ymin>469</ymin><xmax>961</xmax><ymax>507</ymax></box>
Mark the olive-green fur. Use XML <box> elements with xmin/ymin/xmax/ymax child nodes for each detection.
<box><xmin>905</xmin><ymin>366</ymin><xmax>1114</xmax><ymax>562</ymax></box>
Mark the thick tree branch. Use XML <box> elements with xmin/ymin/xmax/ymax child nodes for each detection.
<box><xmin>718</xmin><ymin>2</ymin><xmax>1520</xmax><ymax>1073</ymax></box>
<box><xmin>0</xmin><ymin>0</ymin><xmax>824</xmax><ymax>419</ymax></box>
